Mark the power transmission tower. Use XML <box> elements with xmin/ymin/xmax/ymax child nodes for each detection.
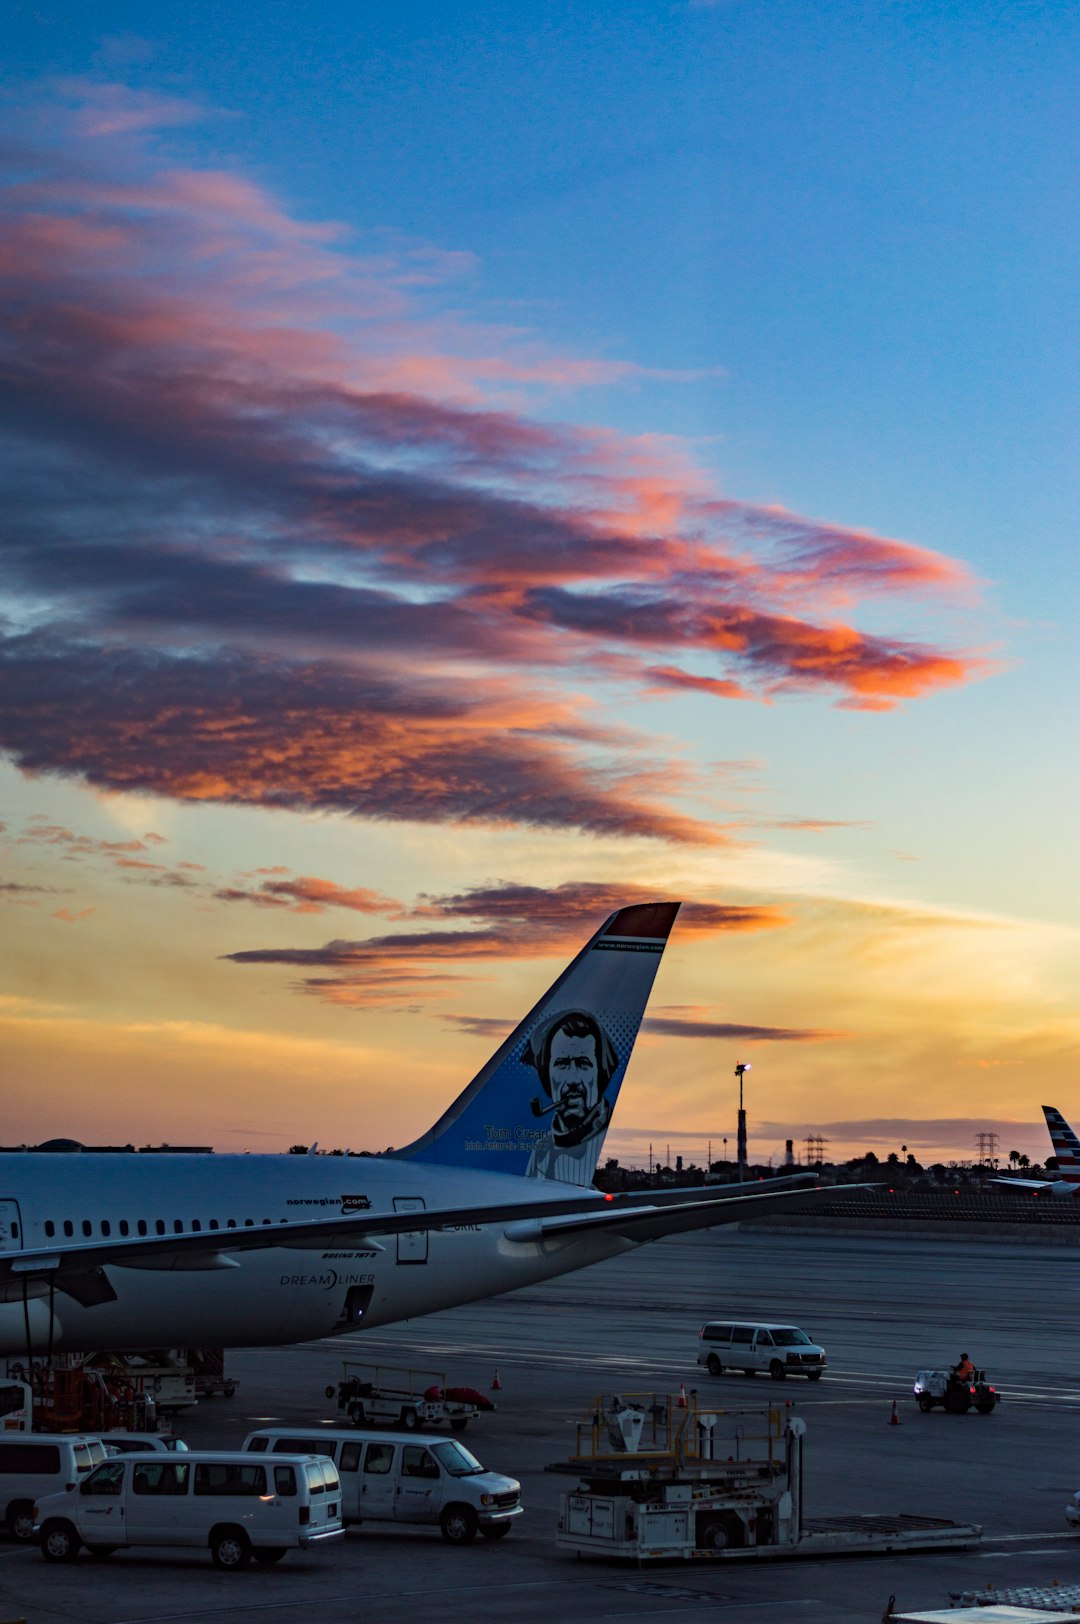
<box><xmin>805</xmin><ymin>1133</ymin><xmax>828</xmax><ymax>1166</ymax></box>
<box><xmin>975</xmin><ymin>1131</ymin><xmax>999</xmax><ymax>1166</ymax></box>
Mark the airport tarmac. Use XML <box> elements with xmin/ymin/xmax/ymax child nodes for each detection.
<box><xmin>3</xmin><ymin>1225</ymin><xmax>1080</xmax><ymax>1624</ymax></box>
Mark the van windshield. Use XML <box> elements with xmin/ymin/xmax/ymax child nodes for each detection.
<box><xmin>771</xmin><ymin>1329</ymin><xmax>812</xmax><ymax>1346</ymax></box>
<box><xmin>430</xmin><ymin>1441</ymin><xmax>483</xmax><ymax>1477</ymax></box>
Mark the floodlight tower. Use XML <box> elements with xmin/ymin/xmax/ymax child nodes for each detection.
<box><xmin>735</xmin><ymin>1062</ymin><xmax>751</xmax><ymax>1181</ymax></box>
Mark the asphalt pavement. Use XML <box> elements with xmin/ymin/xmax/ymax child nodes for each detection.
<box><xmin>3</xmin><ymin>1225</ymin><xmax>1080</xmax><ymax>1624</ymax></box>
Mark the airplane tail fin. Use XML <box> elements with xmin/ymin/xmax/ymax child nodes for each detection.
<box><xmin>1043</xmin><ymin>1106</ymin><xmax>1080</xmax><ymax>1180</ymax></box>
<box><xmin>397</xmin><ymin>902</ymin><xmax>680</xmax><ymax>1185</ymax></box>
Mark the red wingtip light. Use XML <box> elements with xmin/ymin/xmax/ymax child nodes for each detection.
<box><xmin>604</xmin><ymin>1193</ymin><xmax>614</xmax><ymax>1202</ymax></box>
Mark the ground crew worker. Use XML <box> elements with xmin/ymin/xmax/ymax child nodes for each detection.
<box><xmin>953</xmin><ymin>1352</ymin><xmax>975</xmax><ymax>1381</ymax></box>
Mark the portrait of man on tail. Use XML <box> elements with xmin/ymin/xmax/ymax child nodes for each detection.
<box><xmin>523</xmin><ymin>1009</ymin><xmax>619</xmax><ymax>1182</ymax></box>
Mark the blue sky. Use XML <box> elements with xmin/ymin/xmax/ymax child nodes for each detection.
<box><xmin>1</xmin><ymin>0</ymin><xmax>1076</xmax><ymax>1160</ymax></box>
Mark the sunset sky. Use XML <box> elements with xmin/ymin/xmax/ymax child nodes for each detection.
<box><xmin>2</xmin><ymin>1</ymin><xmax>1077</xmax><ymax>1167</ymax></box>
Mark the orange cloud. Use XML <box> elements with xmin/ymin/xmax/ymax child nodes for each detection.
<box><xmin>0</xmin><ymin>79</ymin><xmax>990</xmax><ymax>846</ymax></box>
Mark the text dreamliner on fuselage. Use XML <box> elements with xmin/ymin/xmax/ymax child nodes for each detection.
<box><xmin>0</xmin><ymin>901</ymin><xmax>829</xmax><ymax>1358</ymax></box>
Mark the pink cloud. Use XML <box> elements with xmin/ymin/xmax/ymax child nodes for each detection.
<box><xmin>0</xmin><ymin>81</ymin><xmax>991</xmax><ymax>844</ymax></box>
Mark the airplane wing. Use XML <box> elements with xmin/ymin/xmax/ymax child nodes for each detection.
<box><xmin>0</xmin><ymin>1181</ymin><xmax>840</xmax><ymax>1307</ymax></box>
<box><xmin>988</xmin><ymin>1176</ymin><xmax>1052</xmax><ymax>1192</ymax></box>
<box><xmin>503</xmin><ymin>1182</ymin><xmax>844</xmax><ymax>1246</ymax></box>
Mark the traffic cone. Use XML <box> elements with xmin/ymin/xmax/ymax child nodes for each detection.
<box><xmin>491</xmin><ymin>1368</ymin><xmax>502</xmax><ymax>1391</ymax></box>
<box><xmin>677</xmin><ymin>1383</ymin><xmax>688</xmax><ymax>1409</ymax></box>
<box><xmin>889</xmin><ymin>1399</ymin><xmax>901</xmax><ymax>1427</ymax></box>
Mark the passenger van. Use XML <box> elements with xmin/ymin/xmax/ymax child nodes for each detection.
<box><xmin>33</xmin><ymin>1450</ymin><xmax>343</xmax><ymax>1568</ymax></box>
<box><xmin>0</xmin><ymin>1433</ymin><xmax>108</xmax><ymax>1541</ymax></box>
<box><xmin>697</xmin><ymin>1321</ymin><xmax>826</xmax><ymax>1380</ymax></box>
<box><xmin>100</xmin><ymin>1433</ymin><xmax>189</xmax><ymax>1455</ymax></box>
<box><xmin>243</xmin><ymin>1426</ymin><xmax>522</xmax><ymax>1545</ymax></box>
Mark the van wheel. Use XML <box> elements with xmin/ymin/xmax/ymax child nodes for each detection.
<box><xmin>211</xmin><ymin>1528</ymin><xmax>252</xmax><ymax>1570</ymax></box>
<box><xmin>706</xmin><ymin>1354</ymin><xmax>723</xmax><ymax>1376</ymax></box>
<box><xmin>918</xmin><ymin>1395</ymin><xmax>934</xmax><ymax>1413</ymax></box>
<box><xmin>440</xmin><ymin>1504</ymin><xmax>478</xmax><ymax>1545</ymax></box>
<box><xmin>769</xmin><ymin>1360</ymin><xmax>786</xmax><ymax>1381</ymax></box>
<box><xmin>41</xmin><ymin>1520</ymin><xmax>80</xmax><ymax>1563</ymax></box>
<box><xmin>806</xmin><ymin>1371</ymin><xmax>822</xmax><ymax>1381</ymax></box>
<box><xmin>253</xmin><ymin>1547</ymin><xmax>287</xmax><ymax>1564</ymax></box>
<box><xmin>8</xmin><ymin>1501</ymin><xmax>36</xmax><ymax>1542</ymax></box>
<box><xmin>400</xmin><ymin>1407</ymin><xmax>419</xmax><ymax>1431</ymax></box>
<box><xmin>348</xmin><ymin>1401</ymin><xmax>366</xmax><ymax>1425</ymax></box>
<box><xmin>325</xmin><ymin>1385</ymin><xmax>336</xmax><ymax>1400</ymax></box>
<box><xmin>86</xmin><ymin>1544</ymin><xmax>119</xmax><ymax>1558</ymax></box>
<box><xmin>480</xmin><ymin>1522</ymin><xmax>512</xmax><ymax>1540</ymax></box>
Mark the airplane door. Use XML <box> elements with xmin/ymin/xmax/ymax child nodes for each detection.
<box><xmin>393</xmin><ymin>1197</ymin><xmax>427</xmax><ymax>1265</ymax></box>
<box><xmin>0</xmin><ymin>1202</ymin><xmax>23</xmax><ymax>1251</ymax></box>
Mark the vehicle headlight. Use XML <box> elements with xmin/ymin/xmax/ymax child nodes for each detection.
<box><xmin>480</xmin><ymin>1494</ymin><xmax>494</xmax><ymax>1506</ymax></box>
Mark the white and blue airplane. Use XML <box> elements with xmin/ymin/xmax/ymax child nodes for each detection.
<box><xmin>0</xmin><ymin>901</ymin><xmax>825</xmax><ymax>1357</ymax></box>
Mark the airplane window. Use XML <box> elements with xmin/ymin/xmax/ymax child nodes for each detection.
<box><xmin>155</xmin><ymin>1220</ymin><xmax>165</xmax><ymax>1235</ymax></box>
<box><xmin>63</xmin><ymin>1220</ymin><xmax>73</xmax><ymax>1237</ymax></box>
<box><xmin>119</xmin><ymin>1220</ymin><xmax>129</xmax><ymax>1236</ymax></box>
<box><xmin>227</xmin><ymin>1219</ymin><xmax>237</xmax><ymax>1229</ymax></box>
<box><xmin>101</xmin><ymin>1220</ymin><xmax>111</xmax><ymax>1237</ymax></box>
<box><xmin>192</xmin><ymin>1219</ymin><xmax>201</xmax><ymax>1231</ymax></box>
<box><xmin>45</xmin><ymin>1221</ymin><xmax>55</xmax><ymax>1238</ymax></box>
<box><xmin>244</xmin><ymin>1219</ymin><xmax>254</xmax><ymax>1227</ymax></box>
<box><xmin>209</xmin><ymin>1219</ymin><xmax>219</xmax><ymax>1230</ymax></box>
<box><xmin>262</xmin><ymin>1218</ymin><xmax>271</xmax><ymax>1225</ymax></box>
<box><xmin>137</xmin><ymin>1220</ymin><xmax>147</xmax><ymax>1236</ymax></box>
<box><xmin>82</xmin><ymin>1220</ymin><xmax>92</xmax><ymax>1237</ymax></box>
<box><xmin>173</xmin><ymin>1220</ymin><xmax>183</xmax><ymax>1234</ymax></box>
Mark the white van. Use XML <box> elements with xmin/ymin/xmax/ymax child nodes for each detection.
<box><xmin>697</xmin><ymin>1321</ymin><xmax>827</xmax><ymax>1380</ymax></box>
<box><xmin>243</xmin><ymin>1426</ymin><xmax>522</xmax><ymax>1545</ymax></box>
<box><xmin>100</xmin><ymin>1433</ymin><xmax>190</xmax><ymax>1455</ymax></box>
<box><xmin>0</xmin><ymin>1433</ymin><xmax>109</xmax><ymax>1541</ymax></box>
<box><xmin>33</xmin><ymin>1450</ymin><xmax>343</xmax><ymax>1568</ymax></box>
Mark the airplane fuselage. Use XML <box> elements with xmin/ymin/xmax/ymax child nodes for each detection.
<box><xmin>0</xmin><ymin>1153</ymin><xmax>633</xmax><ymax>1355</ymax></box>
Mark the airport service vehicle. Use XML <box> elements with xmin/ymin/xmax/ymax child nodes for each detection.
<box><xmin>913</xmin><ymin>1368</ymin><xmax>999</xmax><ymax>1415</ymax></box>
<box><xmin>0</xmin><ymin>1432</ymin><xmax>108</xmax><ymax>1541</ymax></box>
<box><xmin>555</xmin><ymin>1393</ymin><xmax>981</xmax><ymax>1563</ymax></box>
<box><xmin>190</xmin><ymin>1347</ymin><xmax>239</xmax><ymax>1398</ymax></box>
<box><xmin>33</xmin><ymin>1450</ymin><xmax>343</xmax><ymax>1568</ymax></box>
<box><xmin>243</xmin><ymin>1426</ymin><xmax>522</xmax><ymax>1543</ymax></box>
<box><xmin>892</xmin><ymin>1583</ymin><xmax>1080</xmax><ymax>1621</ymax></box>
<box><xmin>5</xmin><ymin>1352</ymin><xmax>159</xmax><ymax>1434</ymax></box>
<box><xmin>697</xmin><ymin>1321</ymin><xmax>826</xmax><ymax>1381</ymax></box>
<box><xmin>0</xmin><ymin>902</ymin><xmax>835</xmax><ymax>1364</ymax></box>
<box><xmin>0</xmin><ymin>1377</ymin><xmax>32</xmax><ymax>1433</ymax></box>
<box><xmin>326</xmin><ymin>1361</ymin><xmax>484</xmax><ymax>1431</ymax></box>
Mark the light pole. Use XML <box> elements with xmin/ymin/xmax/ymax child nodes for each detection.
<box><xmin>735</xmin><ymin>1062</ymin><xmax>751</xmax><ymax>1182</ymax></box>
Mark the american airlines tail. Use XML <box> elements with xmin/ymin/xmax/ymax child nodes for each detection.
<box><xmin>1043</xmin><ymin>1106</ymin><xmax>1080</xmax><ymax>1185</ymax></box>
<box><xmin>397</xmin><ymin>901</ymin><xmax>679</xmax><ymax>1184</ymax></box>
